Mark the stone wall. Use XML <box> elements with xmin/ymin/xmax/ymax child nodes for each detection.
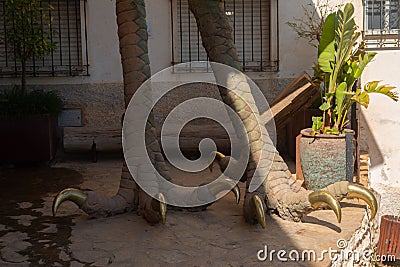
<box><xmin>331</xmin><ymin>211</ymin><xmax>379</xmax><ymax>266</ymax></box>
<box><xmin>0</xmin><ymin>84</ymin><xmax>125</xmax><ymax>129</ymax></box>
<box><xmin>331</xmin><ymin>188</ymin><xmax>400</xmax><ymax>266</ymax></box>
<box><xmin>1</xmin><ymin>77</ymin><xmax>293</xmax><ymax>130</ymax></box>
<box><xmin>0</xmin><ymin>77</ymin><xmax>294</xmax><ymax>152</ymax></box>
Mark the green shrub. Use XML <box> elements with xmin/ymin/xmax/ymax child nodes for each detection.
<box><xmin>0</xmin><ymin>88</ymin><xmax>63</xmax><ymax>117</ymax></box>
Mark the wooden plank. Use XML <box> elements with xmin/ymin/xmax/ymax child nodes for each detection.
<box><xmin>267</xmin><ymin>81</ymin><xmax>319</xmax><ymax>128</ymax></box>
<box><xmin>271</xmin><ymin>71</ymin><xmax>312</xmax><ymax>106</ymax></box>
<box><xmin>296</xmin><ymin>134</ymin><xmax>304</xmax><ymax>182</ymax></box>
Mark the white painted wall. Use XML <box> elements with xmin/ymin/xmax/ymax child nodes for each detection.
<box><xmin>277</xmin><ymin>0</ymin><xmax>317</xmax><ymax>77</ymax></box>
<box><xmin>361</xmin><ymin>51</ymin><xmax>400</xmax><ymax>188</ymax></box>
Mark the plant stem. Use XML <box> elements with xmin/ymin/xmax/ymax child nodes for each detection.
<box><xmin>21</xmin><ymin>60</ymin><xmax>26</xmax><ymax>95</ymax></box>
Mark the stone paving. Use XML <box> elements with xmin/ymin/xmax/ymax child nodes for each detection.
<box><xmin>0</xmin><ymin>153</ymin><xmax>373</xmax><ymax>266</ymax></box>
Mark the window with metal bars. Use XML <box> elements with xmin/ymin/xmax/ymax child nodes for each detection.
<box><xmin>172</xmin><ymin>0</ymin><xmax>278</xmax><ymax>72</ymax></box>
<box><xmin>364</xmin><ymin>0</ymin><xmax>400</xmax><ymax>49</ymax></box>
<box><xmin>0</xmin><ymin>0</ymin><xmax>89</xmax><ymax>77</ymax></box>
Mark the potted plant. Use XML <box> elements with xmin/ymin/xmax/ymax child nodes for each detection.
<box><xmin>0</xmin><ymin>89</ymin><xmax>63</xmax><ymax>163</ymax></box>
<box><xmin>285</xmin><ymin>0</ymin><xmax>342</xmax><ymax>160</ymax></box>
<box><xmin>299</xmin><ymin>3</ymin><xmax>398</xmax><ymax>190</ymax></box>
<box><xmin>0</xmin><ymin>0</ymin><xmax>62</xmax><ymax>163</ymax></box>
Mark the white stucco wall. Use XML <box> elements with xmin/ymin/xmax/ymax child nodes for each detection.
<box><xmin>361</xmin><ymin>51</ymin><xmax>400</xmax><ymax>188</ymax></box>
<box><xmin>277</xmin><ymin>0</ymin><xmax>316</xmax><ymax>77</ymax></box>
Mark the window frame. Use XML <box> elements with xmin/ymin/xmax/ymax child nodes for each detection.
<box><xmin>363</xmin><ymin>0</ymin><xmax>400</xmax><ymax>49</ymax></box>
<box><xmin>0</xmin><ymin>0</ymin><xmax>89</xmax><ymax>78</ymax></box>
<box><xmin>170</xmin><ymin>0</ymin><xmax>279</xmax><ymax>73</ymax></box>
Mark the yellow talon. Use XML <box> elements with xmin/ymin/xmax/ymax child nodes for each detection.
<box><xmin>209</xmin><ymin>151</ymin><xmax>226</xmax><ymax>172</ymax></box>
<box><xmin>347</xmin><ymin>183</ymin><xmax>378</xmax><ymax>220</ymax></box>
<box><xmin>156</xmin><ymin>193</ymin><xmax>167</xmax><ymax>224</ymax></box>
<box><xmin>309</xmin><ymin>191</ymin><xmax>342</xmax><ymax>223</ymax></box>
<box><xmin>207</xmin><ymin>178</ymin><xmax>240</xmax><ymax>204</ymax></box>
<box><xmin>52</xmin><ymin>188</ymin><xmax>87</xmax><ymax>216</ymax></box>
<box><xmin>252</xmin><ymin>195</ymin><xmax>266</xmax><ymax>228</ymax></box>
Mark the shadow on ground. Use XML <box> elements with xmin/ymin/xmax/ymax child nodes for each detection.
<box><xmin>0</xmin><ymin>152</ymin><xmax>367</xmax><ymax>266</ymax></box>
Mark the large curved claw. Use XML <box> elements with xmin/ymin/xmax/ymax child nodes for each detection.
<box><xmin>347</xmin><ymin>183</ymin><xmax>377</xmax><ymax>220</ymax></box>
<box><xmin>215</xmin><ymin>151</ymin><xmax>226</xmax><ymax>159</ymax></box>
<box><xmin>211</xmin><ymin>151</ymin><xmax>247</xmax><ymax>183</ymax></box>
<box><xmin>309</xmin><ymin>191</ymin><xmax>342</xmax><ymax>223</ymax></box>
<box><xmin>209</xmin><ymin>151</ymin><xmax>226</xmax><ymax>172</ymax></box>
<box><xmin>252</xmin><ymin>195</ymin><xmax>266</xmax><ymax>228</ymax></box>
<box><xmin>52</xmin><ymin>188</ymin><xmax>87</xmax><ymax>216</ymax></box>
<box><xmin>156</xmin><ymin>193</ymin><xmax>167</xmax><ymax>224</ymax></box>
<box><xmin>231</xmin><ymin>185</ymin><xmax>241</xmax><ymax>205</ymax></box>
<box><xmin>207</xmin><ymin>178</ymin><xmax>240</xmax><ymax>204</ymax></box>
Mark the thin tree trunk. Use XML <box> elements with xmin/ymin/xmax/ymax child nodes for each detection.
<box><xmin>21</xmin><ymin>60</ymin><xmax>26</xmax><ymax>95</ymax></box>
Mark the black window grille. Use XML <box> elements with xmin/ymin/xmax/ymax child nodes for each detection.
<box><xmin>172</xmin><ymin>0</ymin><xmax>278</xmax><ymax>72</ymax></box>
<box><xmin>364</xmin><ymin>0</ymin><xmax>400</xmax><ymax>49</ymax></box>
<box><xmin>0</xmin><ymin>0</ymin><xmax>89</xmax><ymax>77</ymax></box>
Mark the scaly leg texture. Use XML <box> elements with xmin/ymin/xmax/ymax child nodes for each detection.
<box><xmin>53</xmin><ymin>0</ymin><xmax>169</xmax><ymax>224</ymax></box>
<box><xmin>189</xmin><ymin>0</ymin><xmax>377</xmax><ymax>227</ymax></box>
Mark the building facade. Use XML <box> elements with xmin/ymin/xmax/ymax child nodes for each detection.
<box><xmin>0</xmin><ymin>0</ymin><xmax>399</xmax><ymax>211</ymax></box>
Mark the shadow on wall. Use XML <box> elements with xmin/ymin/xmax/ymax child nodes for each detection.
<box><xmin>359</xmin><ymin>111</ymin><xmax>384</xmax><ymax>171</ymax></box>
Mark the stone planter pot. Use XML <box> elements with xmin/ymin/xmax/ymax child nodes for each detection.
<box><xmin>299</xmin><ymin>128</ymin><xmax>354</xmax><ymax>190</ymax></box>
<box><xmin>377</xmin><ymin>215</ymin><xmax>400</xmax><ymax>261</ymax></box>
<box><xmin>0</xmin><ymin>114</ymin><xmax>58</xmax><ymax>163</ymax></box>
<box><xmin>286</xmin><ymin>108</ymin><xmax>323</xmax><ymax>159</ymax></box>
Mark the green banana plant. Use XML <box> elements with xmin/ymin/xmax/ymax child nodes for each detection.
<box><xmin>312</xmin><ymin>3</ymin><xmax>398</xmax><ymax>134</ymax></box>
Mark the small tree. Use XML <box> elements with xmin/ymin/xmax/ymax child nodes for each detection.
<box><xmin>2</xmin><ymin>0</ymin><xmax>55</xmax><ymax>94</ymax></box>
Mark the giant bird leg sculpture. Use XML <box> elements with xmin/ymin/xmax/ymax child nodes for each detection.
<box><xmin>188</xmin><ymin>0</ymin><xmax>377</xmax><ymax>228</ymax></box>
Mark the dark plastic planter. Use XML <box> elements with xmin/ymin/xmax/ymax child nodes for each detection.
<box><xmin>0</xmin><ymin>114</ymin><xmax>58</xmax><ymax>163</ymax></box>
<box><xmin>299</xmin><ymin>128</ymin><xmax>354</xmax><ymax>190</ymax></box>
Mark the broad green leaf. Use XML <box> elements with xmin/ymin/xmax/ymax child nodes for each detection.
<box><xmin>318</xmin><ymin>13</ymin><xmax>336</xmax><ymax>73</ymax></box>
<box><xmin>312</xmin><ymin>116</ymin><xmax>323</xmax><ymax>132</ymax></box>
<box><xmin>319</xmin><ymin>102</ymin><xmax>330</xmax><ymax>111</ymax></box>
<box><xmin>335</xmin><ymin>82</ymin><xmax>347</xmax><ymax>117</ymax></box>
<box><xmin>364</xmin><ymin>81</ymin><xmax>399</xmax><ymax>101</ymax></box>
<box><xmin>364</xmin><ymin>81</ymin><xmax>380</xmax><ymax>92</ymax></box>
<box><xmin>343</xmin><ymin>3</ymin><xmax>355</xmax><ymax>21</ymax></box>
<box><xmin>352</xmin><ymin>91</ymin><xmax>370</xmax><ymax>108</ymax></box>
<box><xmin>328</xmin><ymin>3</ymin><xmax>358</xmax><ymax>93</ymax></box>
<box><xmin>354</xmin><ymin>52</ymin><xmax>376</xmax><ymax>79</ymax></box>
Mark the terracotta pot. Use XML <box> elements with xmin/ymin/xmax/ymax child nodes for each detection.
<box><xmin>0</xmin><ymin>114</ymin><xmax>58</xmax><ymax>163</ymax></box>
<box><xmin>299</xmin><ymin>128</ymin><xmax>354</xmax><ymax>190</ymax></box>
<box><xmin>377</xmin><ymin>215</ymin><xmax>400</xmax><ymax>261</ymax></box>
